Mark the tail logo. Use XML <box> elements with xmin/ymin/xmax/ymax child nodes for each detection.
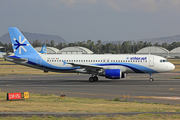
<box><xmin>12</xmin><ymin>35</ymin><xmax>29</xmax><ymax>54</ymax></box>
<box><xmin>42</xmin><ymin>47</ymin><xmax>46</xmax><ymax>52</ymax></box>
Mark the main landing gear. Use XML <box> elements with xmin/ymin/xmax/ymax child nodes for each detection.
<box><xmin>89</xmin><ymin>76</ymin><xmax>98</xmax><ymax>82</ymax></box>
<box><xmin>149</xmin><ymin>73</ymin><xmax>154</xmax><ymax>82</ymax></box>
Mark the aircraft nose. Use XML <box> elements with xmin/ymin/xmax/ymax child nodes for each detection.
<box><xmin>170</xmin><ymin>63</ymin><xmax>175</xmax><ymax>71</ymax></box>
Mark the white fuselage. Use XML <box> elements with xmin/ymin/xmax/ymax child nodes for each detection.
<box><xmin>33</xmin><ymin>54</ymin><xmax>174</xmax><ymax>73</ymax></box>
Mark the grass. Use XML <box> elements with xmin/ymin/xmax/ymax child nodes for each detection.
<box><xmin>0</xmin><ymin>92</ymin><xmax>180</xmax><ymax>113</ymax></box>
<box><xmin>1</xmin><ymin>114</ymin><xmax>180</xmax><ymax>120</ymax></box>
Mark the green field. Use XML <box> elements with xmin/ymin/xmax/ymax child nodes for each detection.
<box><xmin>0</xmin><ymin>92</ymin><xmax>180</xmax><ymax>119</ymax></box>
<box><xmin>1</xmin><ymin>114</ymin><xmax>180</xmax><ymax>120</ymax></box>
<box><xmin>1</xmin><ymin>92</ymin><xmax>180</xmax><ymax>113</ymax></box>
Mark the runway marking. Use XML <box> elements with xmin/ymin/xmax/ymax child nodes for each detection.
<box><xmin>169</xmin><ymin>88</ymin><xmax>174</xmax><ymax>90</ymax></box>
<box><xmin>169</xmin><ymin>88</ymin><xmax>180</xmax><ymax>92</ymax></box>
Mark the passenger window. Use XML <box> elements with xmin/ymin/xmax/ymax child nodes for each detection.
<box><xmin>47</xmin><ymin>60</ymin><xmax>49</xmax><ymax>62</ymax></box>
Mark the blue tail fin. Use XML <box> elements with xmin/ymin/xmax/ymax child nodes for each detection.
<box><xmin>39</xmin><ymin>45</ymin><xmax>46</xmax><ymax>53</ymax></box>
<box><xmin>8</xmin><ymin>27</ymin><xmax>38</xmax><ymax>56</ymax></box>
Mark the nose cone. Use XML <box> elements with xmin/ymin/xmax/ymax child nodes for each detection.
<box><xmin>170</xmin><ymin>63</ymin><xmax>175</xmax><ymax>71</ymax></box>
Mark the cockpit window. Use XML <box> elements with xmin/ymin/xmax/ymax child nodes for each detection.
<box><xmin>160</xmin><ymin>59</ymin><xmax>168</xmax><ymax>63</ymax></box>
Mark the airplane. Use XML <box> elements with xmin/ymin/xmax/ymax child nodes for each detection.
<box><xmin>5</xmin><ymin>27</ymin><xmax>175</xmax><ymax>82</ymax></box>
<box><xmin>0</xmin><ymin>52</ymin><xmax>6</xmax><ymax>58</ymax></box>
<box><xmin>39</xmin><ymin>45</ymin><xmax>46</xmax><ymax>54</ymax></box>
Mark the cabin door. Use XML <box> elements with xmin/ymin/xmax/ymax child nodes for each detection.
<box><xmin>149</xmin><ymin>57</ymin><xmax>154</xmax><ymax>67</ymax></box>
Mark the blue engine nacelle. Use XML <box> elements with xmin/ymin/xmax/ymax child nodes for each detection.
<box><xmin>105</xmin><ymin>69</ymin><xmax>121</xmax><ymax>79</ymax></box>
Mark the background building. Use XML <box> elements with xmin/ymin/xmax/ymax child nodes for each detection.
<box><xmin>35</xmin><ymin>46</ymin><xmax>94</xmax><ymax>54</ymax></box>
<box><xmin>57</xmin><ymin>46</ymin><xmax>94</xmax><ymax>54</ymax></box>
<box><xmin>35</xmin><ymin>47</ymin><xmax>59</xmax><ymax>54</ymax></box>
<box><xmin>169</xmin><ymin>47</ymin><xmax>180</xmax><ymax>57</ymax></box>
<box><xmin>136</xmin><ymin>46</ymin><xmax>169</xmax><ymax>57</ymax></box>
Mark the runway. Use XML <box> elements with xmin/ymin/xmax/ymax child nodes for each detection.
<box><xmin>0</xmin><ymin>73</ymin><xmax>180</xmax><ymax>104</ymax></box>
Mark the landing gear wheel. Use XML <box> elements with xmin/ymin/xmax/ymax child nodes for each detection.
<box><xmin>94</xmin><ymin>76</ymin><xmax>98</xmax><ymax>81</ymax></box>
<box><xmin>89</xmin><ymin>77</ymin><xmax>94</xmax><ymax>82</ymax></box>
<box><xmin>149</xmin><ymin>78</ymin><xmax>154</xmax><ymax>82</ymax></box>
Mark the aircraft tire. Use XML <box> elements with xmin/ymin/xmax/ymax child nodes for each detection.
<box><xmin>89</xmin><ymin>77</ymin><xmax>94</xmax><ymax>82</ymax></box>
<box><xmin>94</xmin><ymin>76</ymin><xmax>98</xmax><ymax>81</ymax></box>
<box><xmin>149</xmin><ymin>78</ymin><xmax>154</xmax><ymax>82</ymax></box>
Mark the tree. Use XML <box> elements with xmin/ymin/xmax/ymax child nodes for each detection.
<box><xmin>50</xmin><ymin>40</ymin><xmax>55</xmax><ymax>47</ymax></box>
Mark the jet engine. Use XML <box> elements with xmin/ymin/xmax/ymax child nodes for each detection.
<box><xmin>104</xmin><ymin>69</ymin><xmax>121</xmax><ymax>79</ymax></box>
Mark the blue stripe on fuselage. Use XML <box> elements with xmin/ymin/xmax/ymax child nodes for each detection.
<box><xmin>26</xmin><ymin>58</ymin><xmax>157</xmax><ymax>73</ymax></box>
<box><xmin>94</xmin><ymin>63</ymin><xmax>158</xmax><ymax>73</ymax></box>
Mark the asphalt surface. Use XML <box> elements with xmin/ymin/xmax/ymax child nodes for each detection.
<box><xmin>0</xmin><ymin>73</ymin><xmax>180</xmax><ymax>104</ymax></box>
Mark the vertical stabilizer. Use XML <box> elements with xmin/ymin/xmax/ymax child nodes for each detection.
<box><xmin>8</xmin><ymin>27</ymin><xmax>38</xmax><ymax>56</ymax></box>
<box><xmin>39</xmin><ymin>45</ymin><xmax>46</xmax><ymax>53</ymax></box>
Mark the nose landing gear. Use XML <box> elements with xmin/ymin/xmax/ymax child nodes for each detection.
<box><xmin>149</xmin><ymin>73</ymin><xmax>154</xmax><ymax>82</ymax></box>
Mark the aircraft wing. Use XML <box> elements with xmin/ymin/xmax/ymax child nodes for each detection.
<box><xmin>66</xmin><ymin>62</ymin><xmax>126</xmax><ymax>73</ymax></box>
<box><xmin>68</xmin><ymin>62</ymin><xmax>103</xmax><ymax>70</ymax></box>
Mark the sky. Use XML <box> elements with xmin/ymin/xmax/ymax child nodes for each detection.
<box><xmin>1</xmin><ymin>0</ymin><xmax>180</xmax><ymax>42</ymax></box>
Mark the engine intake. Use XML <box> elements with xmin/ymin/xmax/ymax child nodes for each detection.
<box><xmin>105</xmin><ymin>69</ymin><xmax>121</xmax><ymax>79</ymax></box>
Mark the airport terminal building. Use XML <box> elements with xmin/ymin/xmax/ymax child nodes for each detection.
<box><xmin>35</xmin><ymin>46</ymin><xmax>94</xmax><ymax>54</ymax></box>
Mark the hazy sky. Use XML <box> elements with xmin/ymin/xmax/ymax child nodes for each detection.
<box><xmin>1</xmin><ymin>0</ymin><xmax>180</xmax><ymax>42</ymax></box>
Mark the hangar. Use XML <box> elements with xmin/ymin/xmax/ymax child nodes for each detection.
<box><xmin>57</xmin><ymin>46</ymin><xmax>94</xmax><ymax>54</ymax></box>
<box><xmin>35</xmin><ymin>47</ymin><xmax>59</xmax><ymax>54</ymax></box>
<box><xmin>169</xmin><ymin>47</ymin><xmax>180</xmax><ymax>57</ymax></box>
<box><xmin>136</xmin><ymin>46</ymin><xmax>169</xmax><ymax>57</ymax></box>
